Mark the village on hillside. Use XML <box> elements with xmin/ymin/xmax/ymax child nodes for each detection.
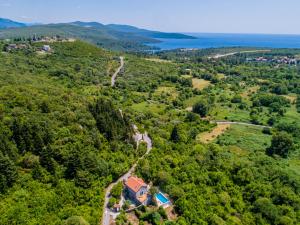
<box><xmin>2</xmin><ymin>35</ymin><xmax>76</xmax><ymax>54</ymax></box>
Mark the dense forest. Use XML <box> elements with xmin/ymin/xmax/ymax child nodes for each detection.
<box><xmin>0</xmin><ymin>41</ymin><xmax>140</xmax><ymax>224</ymax></box>
<box><xmin>0</xmin><ymin>40</ymin><xmax>300</xmax><ymax>225</ymax></box>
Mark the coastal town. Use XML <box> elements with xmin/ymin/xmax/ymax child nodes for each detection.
<box><xmin>246</xmin><ymin>56</ymin><xmax>298</xmax><ymax>65</ymax></box>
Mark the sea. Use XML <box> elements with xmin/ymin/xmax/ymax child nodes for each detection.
<box><xmin>148</xmin><ymin>33</ymin><xmax>300</xmax><ymax>50</ymax></box>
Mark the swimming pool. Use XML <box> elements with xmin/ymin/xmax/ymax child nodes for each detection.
<box><xmin>155</xmin><ymin>192</ymin><xmax>169</xmax><ymax>204</ymax></box>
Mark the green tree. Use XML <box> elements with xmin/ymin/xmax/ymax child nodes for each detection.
<box><xmin>108</xmin><ymin>197</ymin><xmax>117</xmax><ymax>208</ymax></box>
<box><xmin>266</xmin><ymin>132</ymin><xmax>293</xmax><ymax>158</ymax></box>
<box><xmin>65</xmin><ymin>216</ymin><xmax>90</xmax><ymax>225</ymax></box>
<box><xmin>170</xmin><ymin>126</ymin><xmax>180</xmax><ymax>143</ymax></box>
<box><xmin>192</xmin><ymin>100</ymin><xmax>209</xmax><ymax>117</ymax></box>
<box><xmin>89</xmin><ymin>98</ymin><xmax>132</xmax><ymax>141</ymax></box>
<box><xmin>0</xmin><ymin>152</ymin><xmax>17</xmax><ymax>193</ymax></box>
<box><xmin>231</xmin><ymin>95</ymin><xmax>242</xmax><ymax>103</ymax></box>
<box><xmin>110</xmin><ymin>182</ymin><xmax>123</xmax><ymax>200</ymax></box>
<box><xmin>253</xmin><ymin>198</ymin><xmax>279</xmax><ymax>223</ymax></box>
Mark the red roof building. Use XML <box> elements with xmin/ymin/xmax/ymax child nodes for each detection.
<box><xmin>125</xmin><ymin>176</ymin><xmax>149</xmax><ymax>205</ymax></box>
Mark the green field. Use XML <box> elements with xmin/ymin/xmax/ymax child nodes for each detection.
<box><xmin>216</xmin><ymin>124</ymin><xmax>272</xmax><ymax>152</ymax></box>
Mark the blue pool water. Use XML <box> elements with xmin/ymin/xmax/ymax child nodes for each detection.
<box><xmin>148</xmin><ymin>33</ymin><xmax>300</xmax><ymax>50</ymax></box>
<box><xmin>156</xmin><ymin>192</ymin><xmax>169</xmax><ymax>204</ymax></box>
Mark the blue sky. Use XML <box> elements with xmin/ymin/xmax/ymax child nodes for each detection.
<box><xmin>0</xmin><ymin>0</ymin><xmax>299</xmax><ymax>34</ymax></box>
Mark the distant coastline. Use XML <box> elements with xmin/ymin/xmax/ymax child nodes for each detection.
<box><xmin>148</xmin><ymin>33</ymin><xmax>300</xmax><ymax>50</ymax></box>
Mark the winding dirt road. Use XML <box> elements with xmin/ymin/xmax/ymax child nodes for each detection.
<box><xmin>111</xmin><ymin>56</ymin><xmax>124</xmax><ymax>87</ymax></box>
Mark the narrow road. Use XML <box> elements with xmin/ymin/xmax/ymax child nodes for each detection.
<box><xmin>101</xmin><ymin>128</ymin><xmax>152</xmax><ymax>225</ymax></box>
<box><xmin>209</xmin><ymin>50</ymin><xmax>271</xmax><ymax>59</ymax></box>
<box><xmin>213</xmin><ymin>121</ymin><xmax>271</xmax><ymax>129</ymax></box>
<box><xmin>111</xmin><ymin>56</ymin><xmax>124</xmax><ymax>87</ymax></box>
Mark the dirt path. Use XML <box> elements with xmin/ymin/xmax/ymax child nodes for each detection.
<box><xmin>101</xmin><ymin>127</ymin><xmax>152</xmax><ymax>225</ymax></box>
<box><xmin>111</xmin><ymin>56</ymin><xmax>124</xmax><ymax>87</ymax></box>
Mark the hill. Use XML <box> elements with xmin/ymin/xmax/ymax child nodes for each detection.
<box><xmin>0</xmin><ymin>40</ymin><xmax>139</xmax><ymax>224</ymax></box>
<box><xmin>1</xmin><ymin>40</ymin><xmax>299</xmax><ymax>225</ymax></box>
<box><xmin>106</xmin><ymin>24</ymin><xmax>196</xmax><ymax>39</ymax></box>
<box><xmin>0</xmin><ymin>20</ymin><xmax>196</xmax><ymax>51</ymax></box>
<box><xmin>0</xmin><ymin>18</ymin><xmax>26</xmax><ymax>29</ymax></box>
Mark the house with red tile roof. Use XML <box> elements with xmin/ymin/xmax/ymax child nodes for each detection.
<box><xmin>125</xmin><ymin>176</ymin><xmax>149</xmax><ymax>205</ymax></box>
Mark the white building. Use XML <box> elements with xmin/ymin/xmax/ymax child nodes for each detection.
<box><xmin>42</xmin><ymin>45</ymin><xmax>51</xmax><ymax>52</ymax></box>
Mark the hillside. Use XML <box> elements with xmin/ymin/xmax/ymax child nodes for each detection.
<box><xmin>0</xmin><ymin>40</ymin><xmax>300</xmax><ymax>225</ymax></box>
<box><xmin>0</xmin><ymin>40</ymin><xmax>140</xmax><ymax>224</ymax></box>
<box><xmin>0</xmin><ymin>19</ymin><xmax>196</xmax><ymax>51</ymax></box>
<box><xmin>0</xmin><ymin>18</ymin><xmax>26</xmax><ymax>29</ymax></box>
<box><xmin>105</xmin><ymin>24</ymin><xmax>196</xmax><ymax>39</ymax></box>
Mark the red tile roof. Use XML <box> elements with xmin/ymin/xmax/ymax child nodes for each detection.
<box><xmin>125</xmin><ymin>176</ymin><xmax>147</xmax><ymax>193</ymax></box>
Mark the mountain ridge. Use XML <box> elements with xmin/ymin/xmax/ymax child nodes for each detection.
<box><xmin>0</xmin><ymin>18</ymin><xmax>27</xmax><ymax>29</ymax></box>
<box><xmin>0</xmin><ymin>18</ymin><xmax>196</xmax><ymax>51</ymax></box>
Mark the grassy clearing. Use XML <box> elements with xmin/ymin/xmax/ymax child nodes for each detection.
<box><xmin>132</xmin><ymin>91</ymin><xmax>148</xmax><ymax>97</ymax></box>
<box><xmin>210</xmin><ymin>105</ymin><xmax>251</xmax><ymax>122</ymax></box>
<box><xmin>181</xmin><ymin>75</ymin><xmax>193</xmax><ymax>79</ymax></box>
<box><xmin>197</xmin><ymin>124</ymin><xmax>231</xmax><ymax>143</ymax></box>
<box><xmin>154</xmin><ymin>86</ymin><xmax>178</xmax><ymax>99</ymax></box>
<box><xmin>184</xmin><ymin>95</ymin><xmax>204</xmax><ymax>108</ymax></box>
<box><xmin>216</xmin><ymin>124</ymin><xmax>272</xmax><ymax>152</ymax></box>
<box><xmin>131</xmin><ymin>101</ymin><xmax>165</xmax><ymax>114</ymax></box>
<box><xmin>145</xmin><ymin>58</ymin><xmax>172</xmax><ymax>63</ymax></box>
<box><xmin>226</xmin><ymin>145</ymin><xmax>248</xmax><ymax>157</ymax></box>
<box><xmin>288</xmin><ymin>158</ymin><xmax>300</xmax><ymax>176</ymax></box>
<box><xmin>216</xmin><ymin>73</ymin><xmax>226</xmax><ymax>79</ymax></box>
<box><xmin>240</xmin><ymin>86</ymin><xmax>260</xmax><ymax>99</ymax></box>
<box><xmin>257</xmin><ymin>78</ymin><xmax>270</xmax><ymax>84</ymax></box>
<box><xmin>279</xmin><ymin>105</ymin><xmax>300</xmax><ymax>126</ymax></box>
<box><xmin>192</xmin><ymin>78</ymin><xmax>211</xmax><ymax>90</ymax></box>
